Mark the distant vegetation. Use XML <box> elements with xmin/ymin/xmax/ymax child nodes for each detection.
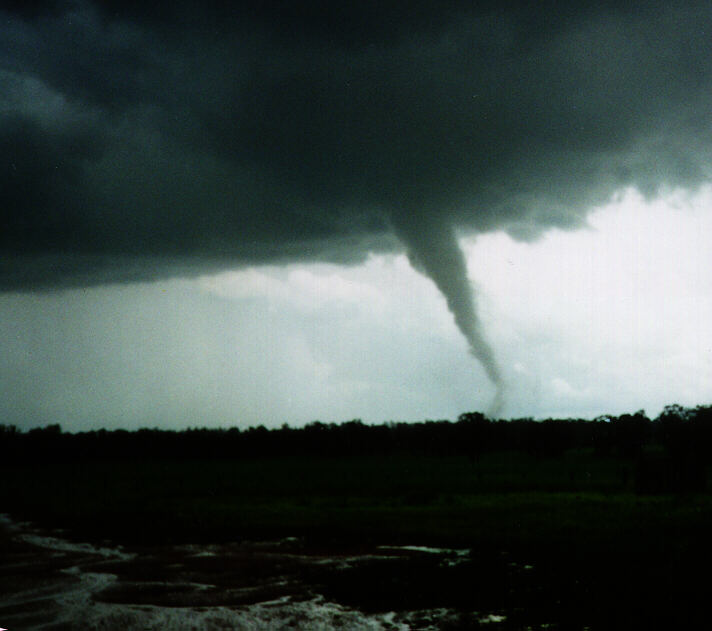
<box><xmin>3</xmin><ymin>404</ymin><xmax>712</xmax><ymax>488</ymax></box>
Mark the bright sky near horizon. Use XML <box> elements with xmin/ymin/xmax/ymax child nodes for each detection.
<box><xmin>2</xmin><ymin>186</ymin><xmax>710</xmax><ymax>431</ymax></box>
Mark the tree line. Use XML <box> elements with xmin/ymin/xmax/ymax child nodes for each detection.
<box><xmin>2</xmin><ymin>404</ymin><xmax>711</xmax><ymax>467</ymax></box>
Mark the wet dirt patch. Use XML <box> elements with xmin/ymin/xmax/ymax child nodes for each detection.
<box><xmin>0</xmin><ymin>514</ymin><xmax>526</xmax><ymax>630</ymax></box>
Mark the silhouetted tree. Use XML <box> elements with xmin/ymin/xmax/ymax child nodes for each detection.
<box><xmin>650</xmin><ymin>405</ymin><xmax>706</xmax><ymax>492</ymax></box>
<box><xmin>611</xmin><ymin>410</ymin><xmax>650</xmax><ymax>458</ymax></box>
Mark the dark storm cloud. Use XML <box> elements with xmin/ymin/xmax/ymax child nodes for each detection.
<box><xmin>2</xmin><ymin>0</ymin><xmax>712</xmax><ymax>288</ymax></box>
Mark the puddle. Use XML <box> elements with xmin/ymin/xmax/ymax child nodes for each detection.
<box><xmin>18</xmin><ymin>533</ymin><xmax>135</xmax><ymax>561</ymax></box>
<box><xmin>379</xmin><ymin>545</ymin><xmax>470</xmax><ymax>556</ymax></box>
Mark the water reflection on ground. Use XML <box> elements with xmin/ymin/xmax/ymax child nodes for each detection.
<box><xmin>0</xmin><ymin>514</ymin><xmax>524</xmax><ymax>630</ymax></box>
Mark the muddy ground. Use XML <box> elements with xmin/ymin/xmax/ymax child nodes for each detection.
<box><xmin>0</xmin><ymin>515</ymin><xmax>534</xmax><ymax>630</ymax></box>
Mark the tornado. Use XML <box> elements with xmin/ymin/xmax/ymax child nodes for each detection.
<box><xmin>392</xmin><ymin>212</ymin><xmax>505</xmax><ymax>418</ymax></box>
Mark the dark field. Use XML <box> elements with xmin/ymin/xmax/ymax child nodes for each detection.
<box><xmin>1</xmin><ymin>451</ymin><xmax>643</xmax><ymax>543</ymax></box>
<box><xmin>3</xmin><ymin>448</ymin><xmax>712</xmax><ymax>629</ymax></box>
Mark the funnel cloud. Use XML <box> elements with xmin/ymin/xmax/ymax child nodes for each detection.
<box><xmin>392</xmin><ymin>211</ymin><xmax>504</xmax><ymax>415</ymax></box>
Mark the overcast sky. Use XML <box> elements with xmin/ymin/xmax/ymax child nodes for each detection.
<box><xmin>2</xmin><ymin>2</ymin><xmax>712</xmax><ymax>430</ymax></box>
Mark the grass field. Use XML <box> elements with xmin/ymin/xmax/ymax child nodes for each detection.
<box><xmin>1</xmin><ymin>451</ymin><xmax>636</xmax><ymax>542</ymax></box>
